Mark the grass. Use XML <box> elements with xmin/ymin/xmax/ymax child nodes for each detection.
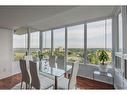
<box><xmin>14</xmin><ymin>52</ymin><xmax>25</xmax><ymax>61</ymax></box>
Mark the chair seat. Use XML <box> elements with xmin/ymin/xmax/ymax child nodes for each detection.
<box><xmin>11</xmin><ymin>83</ymin><xmax>21</xmax><ymax>89</ymax></box>
<box><xmin>57</xmin><ymin>63</ymin><xmax>79</xmax><ymax>90</ymax></box>
<box><xmin>12</xmin><ymin>82</ymin><xmax>28</xmax><ymax>90</ymax></box>
<box><xmin>40</xmin><ymin>72</ymin><xmax>65</xmax><ymax>80</ymax></box>
<box><xmin>40</xmin><ymin>72</ymin><xmax>55</xmax><ymax>80</ymax></box>
<box><xmin>57</xmin><ymin>77</ymin><xmax>69</xmax><ymax>89</ymax></box>
<box><xmin>39</xmin><ymin>75</ymin><xmax>54</xmax><ymax>89</ymax></box>
<box><xmin>12</xmin><ymin>76</ymin><xmax>54</xmax><ymax>90</ymax></box>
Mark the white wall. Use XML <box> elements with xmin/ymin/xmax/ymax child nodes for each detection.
<box><xmin>0</xmin><ymin>29</ymin><xmax>13</xmax><ymax>79</ymax></box>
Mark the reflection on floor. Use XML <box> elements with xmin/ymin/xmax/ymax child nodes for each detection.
<box><xmin>0</xmin><ymin>73</ymin><xmax>114</xmax><ymax>89</ymax></box>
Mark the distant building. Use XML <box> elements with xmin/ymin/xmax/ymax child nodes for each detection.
<box><xmin>59</xmin><ymin>47</ymin><xmax>64</xmax><ymax>51</ymax></box>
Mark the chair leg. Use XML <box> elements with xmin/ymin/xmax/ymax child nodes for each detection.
<box><xmin>20</xmin><ymin>82</ymin><xmax>23</xmax><ymax>89</ymax></box>
<box><xmin>75</xmin><ymin>84</ymin><xmax>78</xmax><ymax>89</ymax></box>
<box><xmin>28</xmin><ymin>84</ymin><xmax>30</xmax><ymax>89</ymax></box>
<box><xmin>29</xmin><ymin>84</ymin><xmax>32</xmax><ymax>89</ymax></box>
<box><xmin>26</xmin><ymin>83</ymin><xmax>28</xmax><ymax>89</ymax></box>
<box><xmin>26</xmin><ymin>83</ymin><xmax>30</xmax><ymax>89</ymax></box>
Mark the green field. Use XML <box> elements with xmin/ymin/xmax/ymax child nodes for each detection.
<box><xmin>14</xmin><ymin>48</ymin><xmax>112</xmax><ymax>65</ymax></box>
<box><xmin>14</xmin><ymin>52</ymin><xmax>25</xmax><ymax>61</ymax></box>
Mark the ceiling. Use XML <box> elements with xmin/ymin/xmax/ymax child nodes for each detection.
<box><xmin>0</xmin><ymin>6</ymin><xmax>116</xmax><ymax>33</ymax></box>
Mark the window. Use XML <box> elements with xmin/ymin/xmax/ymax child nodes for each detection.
<box><xmin>106</xmin><ymin>19</ymin><xmax>112</xmax><ymax>50</ymax></box>
<box><xmin>53</xmin><ymin>28</ymin><xmax>65</xmax><ymax>57</ymax></box>
<box><xmin>30</xmin><ymin>31</ymin><xmax>40</xmax><ymax>51</ymax></box>
<box><xmin>87</xmin><ymin>19</ymin><xmax>112</xmax><ymax>65</ymax></box>
<box><xmin>115</xmin><ymin>13</ymin><xmax>123</xmax><ymax>69</ymax></box>
<box><xmin>67</xmin><ymin>24</ymin><xmax>84</xmax><ymax>64</ymax></box>
<box><xmin>42</xmin><ymin>30</ymin><xmax>51</xmax><ymax>58</ymax></box>
<box><xmin>118</xmin><ymin>13</ymin><xmax>123</xmax><ymax>52</ymax></box>
<box><xmin>30</xmin><ymin>31</ymin><xmax>40</xmax><ymax>57</ymax></box>
<box><xmin>13</xmin><ymin>33</ymin><xmax>27</xmax><ymax>61</ymax></box>
<box><xmin>106</xmin><ymin>19</ymin><xmax>112</xmax><ymax>64</ymax></box>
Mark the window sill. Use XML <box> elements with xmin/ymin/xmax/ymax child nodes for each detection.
<box><xmin>81</xmin><ymin>63</ymin><xmax>113</xmax><ymax>69</ymax></box>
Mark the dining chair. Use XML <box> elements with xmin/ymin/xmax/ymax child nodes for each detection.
<box><xmin>57</xmin><ymin>62</ymin><xmax>79</xmax><ymax>89</ymax></box>
<box><xmin>49</xmin><ymin>55</ymin><xmax>56</xmax><ymax>68</ymax></box>
<box><xmin>19</xmin><ymin>59</ymin><xmax>30</xmax><ymax>89</ymax></box>
<box><xmin>42</xmin><ymin>55</ymin><xmax>56</xmax><ymax>80</ymax></box>
<box><xmin>24</xmin><ymin>55</ymin><xmax>33</xmax><ymax>85</ymax></box>
<box><xmin>56</xmin><ymin>56</ymin><xmax>65</xmax><ymax>70</ymax></box>
<box><xmin>55</xmin><ymin>56</ymin><xmax>65</xmax><ymax>79</ymax></box>
<box><xmin>29</xmin><ymin>61</ymin><xmax>54</xmax><ymax>89</ymax></box>
<box><xmin>42</xmin><ymin>55</ymin><xmax>65</xmax><ymax>80</ymax></box>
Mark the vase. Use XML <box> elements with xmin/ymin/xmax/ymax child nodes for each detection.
<box><xmin>99</xmin><ymin>64</ymin><xmax>108</xmax><ymax>72</ymax></box>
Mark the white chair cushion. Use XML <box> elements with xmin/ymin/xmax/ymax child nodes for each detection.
<box><xmin>12</xmin><ymin>75</ymin><xmax>54</xmax><ymax>90</ymax></box>
<box><xmin>40</xmin><ymin>72</ymin><xmax>55</xmax><ymax>80</ymax></box>
<box><xmin>11</xmin><ymin>83</ymin><xmax>21</xmax><ymax>89</ymax></box>
<box><xmin>11</xmin><ymin>82</ymin><xmax>27</xmax><ymax>90</ymax></box>
<box><xmin>39</xmin><ymin>75</ymin><xmax>54</xmax><ymax>89</ymax></box>
<box><xmin>24</xmin><ymin>55</ymin><xmax>33</xmax><ymax>84</ymax></box>
<box><xmin>57</xmin><ymin>77</ymin><xmax>69</xmax><ymax>89</ymax></box>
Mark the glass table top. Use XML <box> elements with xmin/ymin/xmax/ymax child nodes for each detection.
<box><xmin>39</xmin><ymin>61</ymin><xmax>72</xmax><ymax>77</ymax></box>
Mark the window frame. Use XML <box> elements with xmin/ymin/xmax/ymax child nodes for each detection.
<box><xmin>86</xmin><ymin>19</ymin><xmax>112</xmax><ymax>65</ymax></box>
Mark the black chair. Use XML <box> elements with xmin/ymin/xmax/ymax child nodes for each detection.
<box><xmin>19</xmin><ymin>59</ymin><xmax>30</xmax><ymax>89</ymax></box>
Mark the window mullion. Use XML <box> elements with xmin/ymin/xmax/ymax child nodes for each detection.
<box><xmin>84</xmin><ymin>23</ymin><xmax>87</xmax><ymax>64</ymax></box>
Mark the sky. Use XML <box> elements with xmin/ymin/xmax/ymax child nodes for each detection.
<box><xmin>13</xmin><ymin>19</ymin><xmax>112</xmax><ymax>49</ymax></box>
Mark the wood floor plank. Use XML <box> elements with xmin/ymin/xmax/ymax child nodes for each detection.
<box><xmin>0</xmin><ymin>73</ymin><xmax>22</xmax><ymax>89</ymax></box>
<box><xmin>77</xmin><ymin>76</ymin><xmax>114</xmax><ymax>89</ymax></box>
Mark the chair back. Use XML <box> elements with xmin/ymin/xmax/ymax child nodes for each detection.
<box><xmin>49</xmin><ymin>55</ymin><xmax>56</xmax><ymax>68</ymax></box>
<box><xmin>24</xmin><ymin>55</ymin><xmax>33</xmax><ymax>69</ymax></box>
<box><xmin>29</xmin><ymin>61</ymin><xmax>40</xmax><ymax>89</ymax></box>
<box><xmin>24</xmin><ymin>55</ymin><xmax>33</xmax><ymax>84</ymax></box>
<box><xmin>68</xmin><ymin>62</ymin><xmax>79</xmax><ymax>89</ymax></box>
<box><xmin>56</xmin><ymin>56</ymin><xmax>65</xmax><ymax>70</ymax></box>
<box><xmin>19</xmin><ymin>59</ymin><xmax>30</xmax><ymax>84</ymax></box>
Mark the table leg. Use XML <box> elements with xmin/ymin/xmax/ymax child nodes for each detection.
<box><xmin>93</xmin><ymin>73</ymin><xmax>94</xmax><ymax>80</ymax></box>
<box><xmin>55</xmin><ymin>76</ymin><xmax>57</xmax><ymax>89</ymax></box>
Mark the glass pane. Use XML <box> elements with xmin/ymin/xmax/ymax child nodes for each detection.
<box><xmin>13</xmin><ymin>33</ymin><xmax>27</xmax><ymax>61</ymax></box>
<box><xmin>87</xmin><ymin>20</ymin><xmax>105</xmax><ymax>65</ymax></box>
<box><xmin>43</xmin><ymin>30</ymin><xmax>51</xmax><ymax>58</ymax></box>
<box><xmin>106</xmin><ymin>19</ymin><xmax>112</xmax><ymax>64</ymax></box>
<box><xmin>106</xmin><ymin>19</ymin><xmax>112</xmax><ymax>49</ymax></box>
<box><xmin>53</xmin><ymin>28</ymin><xmax>65</xmax><ymax>57</ymax></box>
<box><xmin>67</xmin><ymin>24</ymin><xmax>84</xmax><ymax>64</ymax></box>
<box><xmin>87</xmin><ymin>19</ymin><xmax>112</xmax><ymax>65</ymax></box>
<box><xmin>87</xmin><ymin>20</ymin><xmax>105</xmax><ymax>48</ymax></box>
<box><xmin>30</xmin><ymin>31</ymin><xmax>40</xmax><ymax>58</ymax></box>
<box><xmin>30</xmin><ymin>31</ymin><xmax>39</xmax><ymax>49</ymax></box>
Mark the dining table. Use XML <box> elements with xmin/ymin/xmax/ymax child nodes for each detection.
<box><xmin>39</xmin><ymin>60</ymin><xmax>72</xmax><ymax>89</ymax></box>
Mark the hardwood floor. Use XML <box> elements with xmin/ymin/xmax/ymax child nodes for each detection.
<box><xmin>0</xmin><ymin>73</ymin><xmax>114</xmax><ymax>89</ymax></box>
<box><xmin>0</xmin><ymin>73</ymin><xmax>22</xmax><ymax>89</ymax></box>
<box><xmin>77</xmin><ymin>76</ymin><xmax>114</xmax><ymax>89</ymax></box>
